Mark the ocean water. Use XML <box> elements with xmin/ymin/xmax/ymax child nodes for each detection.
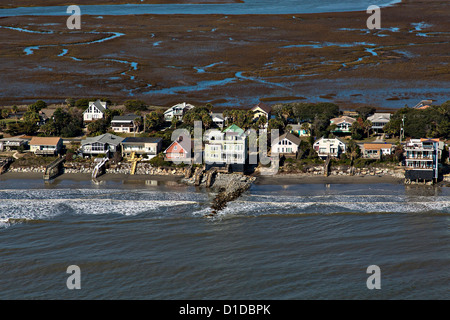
<box><xmin>0</xmin><ymin>178</ymin><xmax>449</xmax><ymax>299</ymax></box>
<box><xmin>0</xmin><ymin>0</ymin><xmax>401</xmax><ymax>16</ymax></box>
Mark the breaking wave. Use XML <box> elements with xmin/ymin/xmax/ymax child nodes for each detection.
<box><xmin>1</xmin><ymin>188</ymin><xmax>449</xmax><ymax>227</ymax></box>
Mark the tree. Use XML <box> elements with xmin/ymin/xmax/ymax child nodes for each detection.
<box><xmin>351</xmin><ymin>121</ymin><xmax>363</xmax><ymax>140</ymax></box>
<box><xmin>356</xmin><ymin>106</ymin><xmax>376</xmax><ymax>120</ymax></box>
<box><xmin>23</xmin><ymin>111</ymin><xmax>40</xmax><ymax>124</ymax></box>
<box><xmin>124</xmin><ymin>100</ymin><xmax>148</xmax><ymax>112</ymax></box>
<box><xmin>87</xmin><ymin>118</ymin><xmax>109</xmax><ymax>136</ymax></box>
<box><xmin>11</xmin><ymin>105</ymin><xmax>19</xmax><ymax>122</ymax></box>
<box><xmin>145</xmin><ymin>111</ymin><xmax>164</xmax><ymax>132</ymax></box>
<box><xmin>75</xmin><ymin>98</ymin><xmax>90</xmax><ymax>110</ymax></box>
<box><xmin>347</xmin><ymin>139</ymin><xmax>361</xmax><ymax>165</ymax></box>
<box><xmin>1</xmin><ymin>109</ymin><xmax>9</xmax><ymax>119</ymax></box>
<box><xmin>363</xmin><ymin>119</ymin><xmax>372</xmax><ymax>138</ymax></box>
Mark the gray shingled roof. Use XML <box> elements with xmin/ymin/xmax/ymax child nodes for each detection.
<box><xmin>122</xmin><ymin>137</ymin><xmax>162</xmax><ymax>144</ymax></box>
<box><xmin>112</xmin><ymin>114</ymin><xmax>142</xmax><ymax>122</ymax></box>
<box><xmin>92</xmin><ymin>99</ymin><xmax>107</xmax><ymax>113</ymax></box>
<box><xmin>82</xmin><ymin>133</ymin><xmax>124</xmax><ymax>146</ymax></box>
<box><xmin>273</xmin><ymin>132</ymin><xmax>302</xmax><ymax>146</ymax></box>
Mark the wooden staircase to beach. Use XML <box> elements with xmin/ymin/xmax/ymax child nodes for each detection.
<box><xmin>44</xmin><ymin>156</ymin><xmax>66</xmax><ymax>180</ymax></box>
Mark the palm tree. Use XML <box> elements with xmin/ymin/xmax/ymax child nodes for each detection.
<box><xmin>363</xmin><ymin>120</ymin><xmax>372</xmax><ymax>138</ymax></box>
<box><xmin>11</xmin><ymin>105</ymin><xmax>18</xmax><ymax>123</ymax></box>
<box><xmin>134</xmin><ymin>117</ymin><xmax>142</xmax><ymax>135</ymax></box>
<box><xmin>1</xmin><ymin>109</ymin><xmax>9</xmax><ymax>119</ymax></box>
<box><xmin>300</xmin><ymin>122</ymin><xmax>310</xmax><ymax>136</ymax></box>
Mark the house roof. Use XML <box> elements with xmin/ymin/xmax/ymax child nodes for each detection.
<box><xmin>164</xmin><ymin>102</ymin><xmax>195</xmax><ymax>114</ymax></box>
<box><xmin>273</xmin><ymin>132</ymin><xmax>302</xmax><ymax>146</ymax></box>
<box><xmin>251</xmin><ymin>102</ymin><xmax>271</xmax><ymax>114</ymax></box>
<box><xmin>112</xmin><ymin>114</ymin><xmax>141</xmax><ymax>122</ymax></box>
<box><xmin>122</xmin><ymin>137</ymin><xmax>162</xmax><ymax>144</ymax></box>
<box><xmin>164</xmin><ymin>136</ymin><xmax>192</xmax><ymax>154</ymax></box>
<box><xmin>30</xmin><ymin>137</ymin><xmax>61</xmax><ymax>146</ymax></box>
<box><xmin>211</xmin><ymin>113</ymin><xmax>224</xmax><ymax>121</ymax></box>
<box><xmin>330</xmin><ymin>116</ymin><xmax>357</xmax><ymax>125</ymax></box>
<box><xmin>224</xmin><ymin>124</ymin><xmax>244</xmax><ymax>134</ymax></box>
<box><xmin>420</xmin><ymin>138</ymin><xmax>440</xmax><ymax>142</ymax></box>
<box><xmin>367</xmin><ymin>113</ymin><xmax>391</xmax><ymax>122</ymax></box>
<box><xmin>364</xmin><ymin>143</ymin><xmax>393</xmax><ymax>150</ymax></box>
<box><xmin>82</xmin><ymin>133</ymin><xmax>124</xmax><ymax>146</ymax></box>
<box><xmin>314</xmin><ymin>137</ymin><xmax>347</xmax><ymax>145</ymax></box>
<box><xmin>0</xmin><ymin>136</ymin><xmax>29</xmax><ymax>143</ymax></box>
<box><xmin>413</xmin><ymin>100</ymin><xmax>433</xmax><ymax>109</ymax></box>
<box><xmin>83</xmin><ymin>99</ymin><xmax>107</xmax><ymax>114</ymax></box>
<box><xmin>289</xmin><ymin>123</ymin><xmax>310</xmax><ymax>131</ymax></box>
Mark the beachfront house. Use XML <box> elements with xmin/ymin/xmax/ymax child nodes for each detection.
<box><xmin>271</xmin><ymin>132</ymin><xmax>301</xmax><ymax>156</ymax></box>
<box><xmin>163</xmin><ymin>102</ymin><xmax>194</xmax><ymax>122</ymax></box>
<box><xmin>0</xmin><ymin>135</ymin><xmax>31</xmax><ymax>151</ymax></box>
<box><xmin>313</xmin><ymin>137</ymin><xmax>347</xmax><ymax>159</ymax></box>
<box><xmin>121</xmin><ymin>137</ymin><xmax>162</xmax><ymax>160</ymax></box>
<box><xmin>111</xmin><ymin>114</ymin><xmax>142</xmax><ymax>133</ymax></box>
<box><xmin>404</xmin><ymin>138</ymin><xmax>443</xmax><ymax>183</ymax></box>
<box><xmin>362</xmin><ymin>143</ymin><xmax>394</xmax><ymax>159</ymax></box>
<box><xmin>81</xmin><ymin>133</ymin><xmax>124</xmax><ymax>158</ymax></box>
<box><xmin>204</xmin><ymin>124</ymin><xmax>248</xmax><ymax>172</ymax></box>
<box><xmin>83</xmin><ymin>99</ymin><xmax>107</xmax><ymax>122</ymax></box>
<box><xmin>251</xmin><ymin>102</ymin><xmax>271</xmax><ymax>121</ymax></box>
<box><xmin>329</xmin><ymin>116</ymin><xmax>356</xmax><ymax>134</ymax></box>
<box><xmin>29</xmin><ymin>137</ymin><xmax>63</xmax><ymax>156</ymax></box>
<box><xmin>164</xmin><ymin>135</ymin><xmax>193</xmax><ymax>163</ymax></box>
<box><xmin>367</xmin><ymin>113</ymin><xmax>391</xmax><ymax>133</ymax></box>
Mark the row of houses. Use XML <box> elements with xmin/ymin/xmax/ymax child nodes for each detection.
<box><xmin>0</xmin><ymin>134</ymin><xmax>163</xmax><ymax>159</ymax></box>
<box><xmin>0</xmin><ymin>127</ymin><xmax>445</xmax><ymax>182</ymax></box>
<box><xmin>61</xmin><ymin>99</ymin><xmax>394</xmax><ymax>137</ymax></box>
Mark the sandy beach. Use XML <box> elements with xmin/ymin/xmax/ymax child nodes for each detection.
<box><xmin>254</xmin><ymin>173</ymin><xmax>404</xmax><ymax>185</ymax></box>
<box><xmin>0</xmin><ymin>171</ymin><xmax>405</xmax><ymax>185</ymax></box>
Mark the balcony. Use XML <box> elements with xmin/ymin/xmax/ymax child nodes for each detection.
<box><xmin>35</xmin><ymin>149</ymin><xmax>57</xmax><ymax>155</ymax></box>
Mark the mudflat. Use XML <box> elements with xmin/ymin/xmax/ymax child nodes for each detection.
<box><xmin>0</xmin><ymin>0</ymin><xmax>448</xmax><ymax>108</ymax></box>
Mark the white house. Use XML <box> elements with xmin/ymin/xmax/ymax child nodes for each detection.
<box><xmin>367</xmin><ymin>113</ymin><xmax>391</xmax><ymax>132</ymax></box>
<box><xmin>163</xmin><ymin>102</ymin><xmax>194</xmax><ymax>122</ymax></box>
<box><xmin>111</xmin><ymin>114</ymin><xmax>142</xmax><ymax>133</ymax></box>
<box><xmin>204</xmin><ymin>124</ymin><xmax>247</xmax><ymax>171</ymax></box>
<box><xmin>83</xmin><ymin>99</ymin><xmax>107</xmax><ymax>122</ymax></box>
<box><xmin>362</xmin><ymin>143</ymin><xmax>394</xmax><ymax>159</ymax></box>
<box><xmin>30</xmin><ymin>137</ymin><xmax>63</xmax><ymax>156</ymax></box>
<box><xmin>271</xmin><ymin>132</ymin><xmax>301</xmax><ymax>155</ymax></box>
<box><xmin>313</xmin><ymin>137</ymin><xmax>347</xmax><ymax>159</ymax></box>
<box><xmin>330</xmin><ymin>116</ymin><xmax>356</xmax><ymax>134</ymax></box>
<box><xmin>121</xmin><ymin>137</ymin><xmax>162</xmax><ymax>160</ymax></box>
<box><xmin>81</xmin><ymin>133</ymin><xmax>124</xmax><ymax>157</ymax></box>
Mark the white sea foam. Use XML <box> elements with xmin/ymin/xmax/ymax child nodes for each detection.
<box><xmin>0</xmin><ymin>190</ymin><xmax>202</xmax><ymax>228</ymax></box>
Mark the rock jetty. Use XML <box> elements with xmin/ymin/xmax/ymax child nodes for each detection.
<box><xmin>182</xmin><ymin>169</ymin><xmax>256</xmax><ymax>214</ymax></box>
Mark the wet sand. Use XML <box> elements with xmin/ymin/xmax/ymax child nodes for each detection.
<box><xmin>255</xmin><ymin>174</ymin><xmax>404</xmax><ymax>185</ymax></box>
<box><xmin>0</xmin><ymin>0</ymin><xmax>448</xmax><ymax>108</ymax></box>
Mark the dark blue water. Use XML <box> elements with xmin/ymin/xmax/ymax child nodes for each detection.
<box><xmin>0</xmin><ymin>179</ymin><xmax>449</xmax><ymax>299</ymax></box>
<box><xmin>0</xmin><ymin>0</ymin><xmax>402</xmax><ymax>16</ymax></box>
